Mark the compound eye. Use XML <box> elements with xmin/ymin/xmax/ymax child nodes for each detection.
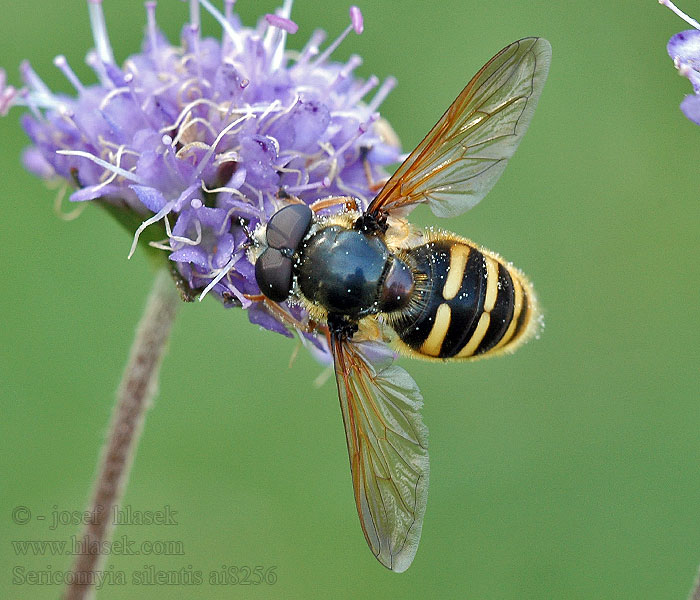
<box><xmin>255</xmin><ymin>247</ymin><xmax>293</xmax><ymax>302</ymax></box>
<box><xmin>266</xmin><ymin>204</ymin><xmax>313</xmax><ymax>251</ymax></box>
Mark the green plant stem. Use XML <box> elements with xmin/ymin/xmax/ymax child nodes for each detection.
<box><xmin>64</xmin><ymin>268</ymin><xmax>180</xmax><ymax>600</ymax></box>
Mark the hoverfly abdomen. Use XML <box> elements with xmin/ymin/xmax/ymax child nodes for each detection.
<box><xmin>378</xmin><ymin>254</ymin><xmax>415</xmax><ymax>313</ymax></box>
<box><xmin>391</xmin><ymin>237</ymin><xmax>536</xmax><ymax>360</ymax></box>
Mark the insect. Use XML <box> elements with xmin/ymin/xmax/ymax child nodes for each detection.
<box><xmin>248</xmin><ymin>37</ymin><xmax>551</xmax><ymax>572</ymax></box>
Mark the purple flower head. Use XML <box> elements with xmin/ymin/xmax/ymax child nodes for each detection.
<box><xmin>2</xmin><ymin>0</ymin><xmax>402</xmax><ymax>357</ymax></box>
<box><xmin>661</xmin><ymin>0</ymin><xmax>700</xmax><ymax>124</ymax></box>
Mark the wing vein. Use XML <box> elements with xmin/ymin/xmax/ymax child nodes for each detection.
<box><xmin>366</xmin><ymin>37</ymin><xmax>551</xmax><ymax>219</ymax></box>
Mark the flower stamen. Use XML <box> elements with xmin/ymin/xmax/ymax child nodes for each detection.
<box><xmin>224</xmin><ymin>0</ymin><xmax>236</xmax><ymax>23</ymax></box>
<box><xmin>194</xmin><ymin>113</ymin><xmax>254</xmax><ymax>178</ymax></box>
<box><xmin>4</xmin><ymin>0</ymin><xmax>400</xmax><ymax>345</ymax></box>
<box><xmin>367</xmin><ymin>76</ymin><xmax>397</xmax><ymax>113</ymax></box>
<box><xmin>346</xmin><ymin>75</ymin><xmax>379</xmax><ymax>107</ymax></box>
<box><xmin>264</xmin><ymin>0</ymin><xmax>297</xmax><ymax>70</ymax></box>
<box><xmin>328</xmin><ymin>55</ymin><xmax>362</xmax><ymax>91</ymax></box>
<box><xmin>128</xmin><ymin>201</ymin><xmax>175</xmax><ymax>259</ymax></box>
<box><xmin>53</xmin><ymin>56</ymin><xmax>85</xmax><ymax>94</ymax></box>
<box><xmin>99</xmin><ymin>87</ymin><xmax>132</xmax><ymax>112</ymax></box>
<box><xmin>312</xmin><ymin>6</ymin><xmax>364</xmax><ymax>67</ymax></box>
<box><xmin>285</xmin><ymin>180</ymin><xmax>328</xmax><ymax>194</ymax></box>
<box><xmin>86</xmin><ymin>50</ymin><xmax>115</xmax><ymax>89</ymax></box>
<box><xmin>189</xmin><ymin>0</ymin><xmax>201</xmax><ymax>33</ymax></box>
<box><xmin>295</xmin><ymin>29</ymin><xmax>326</xmax><ymax>66</ymax></box>
<box><xmin>164</xmin><ymin>213</ymin><xmax>203</xmax><ymax>247</ymax></box>
<box><xmin>198</xmin><ymin>254</ymin><xmax>248</xmax><ymax>305</ymax></box>
<box><xmin>659</xmin><ymin>0</ymin><xmax>700</xmax><ymax>30</ymax></box>
<box><xmin>171</xmin><ymin>115</ymin><xmax>219</xmax><ymax>146</ymax></box>
<box><xmin>0</xmin><ymin>69</ymin><xmax>19</xmax><ymax>116</ymax></box>
<box><xmin>349</xmin><ymin>6</ymin><xmax>363</xmax><ymax>34</ymax></box>
<box><xmin>161</xmin><ymin>97</ymin><xmax>222</xmax><ymax>134</ymax></box>
<box><xmin>54</xmin><ymin>182</ymin><xmax>88</xmax><ymax>221</ymax></box>
<box><xmin>265</xmin><ymin>14</ymin><xmax>298</xmax><ymax>35</ymax></box>
<box><xmin>200</xmin><ymin>0</ymin><xmax>244</xmax><ymax>54</ymax></box>
<box><xmin>87</xmin><ymin>0</ymin><xmax>115</xmax><ymax>65</ymax></box>
<box><xmin>56</xmin><ymin>149</ymin><xmax>147</xmax><ymax>185</ymax></box>
<box><xmin>145</xmin><ymin>2</ymin><xmax>160</xmax><ymax>55</ymax></box>
<box><xmin>201</xmin><ymin>181</ymin><xmax>251</xmax><ymax>202</ymax></box>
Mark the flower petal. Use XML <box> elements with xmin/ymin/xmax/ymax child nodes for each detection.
<box><xmin>131</xmin><ymin>185</ymin><xmax>167</xmax><ymax>212</ymax></box>
<box><xmin>668</xmin><ymin>30</ymin><xmax>700</xmax><ymax>68</ymax></box>
<box><xmin>169</xmin><ymin>246</ymin><xmax>209</xmax><ymax>269</ymax></box>
<box><xmin>4</xmin><ymin>0</ymin><xmax>404</xmax><ymax>345</ymax></box>
<box><xmin>680</xmin><ymin>93</ymin><xmax>700</xmax><ymax>124</ymax></box>
<box><xmin>248</xmin><ymin>303</ymin><xmax>294</xmax><ymax>338</ymax></box>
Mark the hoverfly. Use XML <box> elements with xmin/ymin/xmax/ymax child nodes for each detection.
<box><xmin>248</xmin><ymin>38</ymin><xmax>551</xmax><ymax>572</ymax></box>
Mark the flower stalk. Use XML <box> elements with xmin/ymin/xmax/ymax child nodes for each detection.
<box><xmin>690</xmin><ymin>563</ymin><xmax>700</xmax><ymax>600</ymax></box>
<box><xmin>64</xmin><ymin>268</ymin><xmax>180</xmax><ymax>600</ymax></box>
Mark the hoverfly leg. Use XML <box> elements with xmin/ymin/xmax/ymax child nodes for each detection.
<box><xmin>276</xmin><ymin>187</ymin><xmax>306</xmax><ymax>205</ymax></box>
<box><xmin>243</xmin><ymin>294</ymin><xmax>323</xmax><ymax>337</ymax></box>
<box><xmin>272</xmin><ymin>187</ymin><xmax>306</xmax><ymax>217</ymax></box>
<box><xmin>221</xmin><ymin>291</ymin><xmax>242</xmax><ymax>308</ymax></box>
<box><xmin>360</xmin><ymin>146</ymin><xmax>388</xmax><ymax>193</ymax></box>
<box><xmin>242</xmin><ymin>293</ymin><xmax>266</xmax><ymax>302</ymax></box>
<box><xmin>310</xmin><ymin>196</ymin><xmax>359</xmax><ymax>214</ymax></box>
<box><xmin>237</xmin><ymin>217</ymin><xmax>254</xmax><ymax>243</ymax></box>
<box><xmin>288</xmin><ymin>339</ymin><xmax>302</xmax><ymax>368</ymax></box>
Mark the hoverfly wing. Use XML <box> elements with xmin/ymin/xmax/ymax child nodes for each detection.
<box><xmin>366</xmin><ymin>37</ymin><xmax>551</xmax><ymax>219</ymax></box>
<box><xmin>329</xmin><ymin>336</ymin><xmax>429</xmax><ymax>572</ymax></box>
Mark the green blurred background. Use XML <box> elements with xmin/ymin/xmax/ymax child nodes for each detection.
<box><xmin>1</xmin><ymin>0</ymin><xmax>698</xmax><ymax>598</ymax></box>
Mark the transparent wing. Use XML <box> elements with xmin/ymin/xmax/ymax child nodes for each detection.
<box><xmin>366</xmin><ymin>37</ymin><xmax>551</xmax><ymax>219</ymax></box>
<box><xmin>330</xmin><ymin>336</ymin><xmax>429</xmax><ymax>572</ymax></box>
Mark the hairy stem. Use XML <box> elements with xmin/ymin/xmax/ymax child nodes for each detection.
<box><xmin>64</xmin><ymin>268</ymin><xmax>180</xmax><ymax>600</ymax></box>
<box><xmin>690</xmin><ymin>564</ymin><xmax>700</xmax><ymax>600</ymax></box>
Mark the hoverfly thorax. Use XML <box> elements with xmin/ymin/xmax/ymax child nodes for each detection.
<box><xmin>255</xmin><ymin>202</ymin><xmax>415</xmax><ymax>317</ymax></box>
<box><xmin>297</xmin><ymin>222</ymin><xmax>414</xmax><ymax>318</ymax></box>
